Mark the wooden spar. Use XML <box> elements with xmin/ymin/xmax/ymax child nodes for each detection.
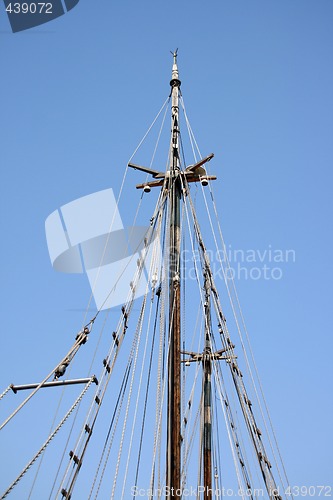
<box><xmin>203</xmin><ymin>271</ymin><xmax>213</xmax><ymax>500</ymax></box>
<box><xmin>10</xmin><ymin>377</ymin><xmax>98</xmax><ymax>393</ymax></box>
<box><xmin>166</xmin><ymin>50</ymin><xmax>182</xmax><ymax>497</ymax></box>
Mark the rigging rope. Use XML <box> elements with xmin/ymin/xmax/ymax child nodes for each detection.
<box><xmin>131</xmin><ymin>290</ymin><xmax>161</xmax><ymax>498</ymax></box>
<box><xmin>120</xmin><ymin>214</ymin><xmax>165</xmax><ymax>496</ymax></box>
<box><xmin>201</xmin><ymin>174</ymin><xmax>289</xmax><ymax>495</ymax></box>
<box><xmin>1</xmin><ymin>88</ymin><xmax>293</xmax><ymax>499</ymax></box>
<box><xmin>55</xmin><ymin>188</ymin><xmax>168</xmax><ymax>499</ymax></box>
<box><xmin>82</xmin><ymin>96</ymin><xmax>170</xmax><ymax>328</ymax></box>
<box><xmin>181</xmin><ymin>176</ymin><xmax>282</xmax><ymax>497</ymax></box>
<box><xmin>0</xmin><ymin>385</ymin><xmax>11</xmax><ymax>401</ymax></box>
<box><xmin>0</xmin><ymin>324</ymin><xmax>92</xmax><ymax>432</ymax></box>
<box><xmin>129</xmin><ymin>200</ymin><xmax>166</xmax><ymax>497</ymax></box>
<box><xmin>177</xmin><ymin>102</ymin><xmax>289</xmax><ymax>497</ymax></box>
<box><xmin>153</xmin><ymin>271</ymin><xmax>167</xmax><ymax>496</ymax></box>
<box><xmin>90</xmin><ymin>361</ymin><xmax>132</xmax><ymax>500</ymax></box>
<box><xmin>213</xmin><ymin>386</ymin><xmax>223</xmax><ymax>494</ymax></box>
<box><xmin>33</xmin><ymin>316</ymin><xmax>106</xmax><ymax>499</ymax></box>
<box><xmin>180</xmin><ymin>362</ymin><xmax>201</xmax><ymax>482</ymax></box>
<box><xmin>47</xmin><ymin>314</ymin><xmax>108</xmax><ymax>500</ymax></box>
<box><xmin>1</xmin><ymin>377</ymin><xmax>96</xmax><ymax>500</ymax></box>
<box><xmin>213</xmin><ymin>360</ymin><xmax>247</xmax><ymax>500</ymax></box>
<box><xmin>205</xmin><ymin>312</ymin><xmax>252</xmax><ymax>496</ymax></box>
<box><xmin>120</xmin><ymin>292</ymin><xmax>155</xmax><ymax>498</ymax></box>
<box><xmin>56</xmin><ymin>253</ymin><xmax>149</xmax><ymax>497</ymax></box>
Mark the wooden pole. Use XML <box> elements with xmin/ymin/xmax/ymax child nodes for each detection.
<box><xmin>203</xmin><ymin>272</ymin><xmax>213</xmax><ymax>500</ymax></box>
<box><xmin>166</xmin><ymin>50</ymin><xmax>182</xmax><ymax>498</ymax></box>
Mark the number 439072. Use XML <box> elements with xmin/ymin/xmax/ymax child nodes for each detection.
<box><xmin>6</xmin><ymin>3</ymin><xmax>53</xmax><ymax>14</ymax></box>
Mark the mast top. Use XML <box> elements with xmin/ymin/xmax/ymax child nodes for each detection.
<box><xmin>170</xmin><ymin>49</ymin><xmax>181</xmax><ymax>88</ymax></box>
<box><xmin>128</xmin><ymin>52</ymin><xmax>216</xmax><ymax>190</ymax></box>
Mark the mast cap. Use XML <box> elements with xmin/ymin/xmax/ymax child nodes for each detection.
<box><xmin>170</xmin><ymin>48</ymin><xmax>181</xmax><ymax>88</ymax></box>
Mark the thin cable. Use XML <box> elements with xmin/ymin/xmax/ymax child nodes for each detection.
<box><xmin>1</xmin><ymin>377</ymin><xmax>95</xmax><ymax>499</ymax></box>
<box><xmin>111</xmin><ymin>291</ymin><xmax>148</xmax><ymax>498</ymax></box>
<box><xmin>90</xmin><ymin>361</ymin><xmax>132</xmax><ymax>500</ymax></box>
<box><xmin>212</xmin><ymin>359</ymin><xmax>246</xmax><ymax>499</ymax></box>
<box><xmin>56</xmin><ymin>234</ymin><xmax>153</xmax><ymax>498</ymax></box>
<box><xmin>0</xmin><ymin>331</ymin><xmax>90</xmax><ymax>432</ymax></box>
<box><xmin>180</xmin><ymin>102</ymin><xmax>287</xmax><ymax>495</ymax></box>
<box><xmin>0</xmin><ymin>385</ymin><xmax>11</xmax><ymax>401</ymax></box>
<box><xmin>181</xmin><ymin>95</ymin><xmax>290</xmax><ymax>494</ymax></box>
<box><xmin>82</xmin><ymin>96</ymin><xmax>170</xmax><ymax>327</ymax></box>
<box><xmin>96</xmin><ymin>189</ymin><xmax>167</xmax><ymax>313</ymax></box>
<box><xmin>120</xmin><ymin>306</ymin><xmax>152</xmax><ymax>497</ymax></box>
<box><xmin>131</xmin><ymin>292</ymin><xmax>161</xmax><ymax>498</ymax></box>
<box><xmin>48</xmin><ymin>313</ymin><xmax>111</xmax><ymax>500</ymax></box>
<box><xmin>203</xmin><ymin>180</ymin><xmax>288</xmax><ymax>493</ymax></box>
<box><xmin>89</xmin><ymin>204</ymin><xmax>164</xmax><ymax>496</ymax></box>
<box><xmin>182</xmin><ymin>178</ymin><xmax>280</xmax><ymax>495</ymax></box>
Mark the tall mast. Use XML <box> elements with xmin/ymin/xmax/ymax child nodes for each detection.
<box><xmin>166</xmin><ymin>49</ymin><xmax>182</xmax><ymax>497</ymax></box>
<box><xmin>128</xmin><ymin>52</ymin><xmax>216</xmax><ymax>497</ymax></box>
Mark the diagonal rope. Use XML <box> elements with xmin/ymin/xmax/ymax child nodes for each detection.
<box><xmin>0</xmin><ymin>385</ymin><xmax>11</xmax><ymax>401</ymax></box>
<box><xmin>111</xmin><ymin>291</ymin><xmax>148</xmax><ymax>498</ymax></box>
<box><xmin>0</xmin><ymin>327</ymin><xmax>92</xmax><ymax>432</ymax></box>
<box><xmin>201</xmin><ymin>177</ymin><xmax>289</xmax><ymax>494</ymax></box>
<box><xmin>179</xmin><ymin>97</ymin><xmax>291</xmax><ymax>496</ymax></box>
<box><xmin>82</xmin><ymin>96</ymin><xmax>170</xmax><ymax>328</ymax></box>
<box><xmin>1</xmin><ymin>377</ymin><xmax>95</xmax><ymax>499</ymax></box>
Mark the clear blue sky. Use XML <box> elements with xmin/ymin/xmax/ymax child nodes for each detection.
<box><xmin>0</xmin><ymin>0</ymin><xmax>332</xmax><ymax>497</ymax></box>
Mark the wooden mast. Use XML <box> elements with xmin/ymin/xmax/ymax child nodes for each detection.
<box><xmin>128</xmin><ymin>53</ymin><xmax>217</xmax><ymax>497</ymax></box>
<box><xmin>166</xmin><ymin>49</ymin><xmax>182</xmax><ymax>498</ymax></box>
<box><xmin>203</xmin><ymin>271</ymin><xmax>213</xmax><ymax>500</ymax></box>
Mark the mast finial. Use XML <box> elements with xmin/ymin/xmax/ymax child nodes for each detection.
<box><xmin>171</xmin><ymin>48</ymin><xmax>178</xmax><ymax>65</ymax></box>
<box><xmin>170</xmin><ymin>48</ymin><xmax>181</xmax><ymax>88</ymax></box>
